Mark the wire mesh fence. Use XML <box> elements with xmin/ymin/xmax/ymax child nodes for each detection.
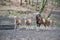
<box><xmin>0</xmin><ymin>12</ymin><xmax>60</xmax><ymax>30</ymax></box>
<box><xmin>0</xmin><ymin>16</ymin><xmax>16</xmax><ymax>29</ymax></box>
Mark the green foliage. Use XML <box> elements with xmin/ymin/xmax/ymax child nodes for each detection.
<box><xmin>7</xmin><ymin>10</ymin><xmax>25</xmax><ymax>15</ymax></box>
<box><xmin>0</xmin><ymin>1</ymin><xmax>6</xmax><ymax>6</ymax></box>
<box><xmin>0</xmin><ymin>0</ymin><xmax>10</xmax><ymax>6</ymax></box>
<box><xmin>17</xmin><ymin>11</ymin><xmax>21</xmax><ymax>13</ymax></box>
<box><xmin>40</xmin><ymin>0</ymin><xmax>47</xmax><ymax>13</ymax></box>
<box><xmin>7</xmin><ymin>10</ymin><xmax>17</xmax><ymax>15</ymax></box>
<box><xmin>32</xmin><ymin>0</ymin><xmax>34</xmax><ymax>6</ymax></box>
<box><xmin>19</xmin><ymin>11</ymin><xmax>23</xmax><ymax>14</ymax></box>
<box><xmin>55</xmin><ymin>0</ymin><xmax>60</xmax><ymax>6</ymax></box>
<box><xmin>52</xmin><ymin>0</ymin><xmax>60</xmax><ymax>6</ymax></box>
<box><xmin>5</xmin><ymin>0</ymin><xmax>10</xmax><ymax>2</ymax></box>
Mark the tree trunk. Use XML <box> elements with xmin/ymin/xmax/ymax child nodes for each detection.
<box><xmin>32</xmin><ymin>0</ymin><xmax>34</xmax><ymax>6</ymax></box>
<box><xmin>39</xmin><ymin>0</ymin><xmax>47</xmax><ymax>13</ymax></box>
<box><xmin>36</xmin><ymin>0</ymin><xmax>39</xmax><ymax>11</ymax></box>
<box><xmin>29</xmin><ymin>0</ymin><xmax>30</xmax><ymax>4</ymax></box>
<box><xmin>20</xmin><ymin>0</ymin><xmax>22</xmax><ymax>5</ymax></box>
<box><xmin>25</xmin><ymin>0</ymin><xmax>28</xmax><ymax>5</ymax></box>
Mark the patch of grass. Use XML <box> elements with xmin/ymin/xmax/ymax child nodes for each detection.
<box><xmin>7</xmin><ymin>10</ymin><xmax>26</xmax><ymax>15</ymax></box>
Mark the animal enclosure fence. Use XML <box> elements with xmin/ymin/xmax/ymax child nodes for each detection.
<box><xmin>0</xmin><ymin>16</ymin><xmax>16</xmax><ymax>29</ymax></box>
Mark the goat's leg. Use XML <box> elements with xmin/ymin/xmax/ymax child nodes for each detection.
<box><xmin>44</xmin><ymin>24</ymin><xmax>46</xmax><ymax>27</ymax></box>
<box><xmin>37</xmin><ymin>24</ymin><xmax>41</xmax><ymax>27</ymax></box>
